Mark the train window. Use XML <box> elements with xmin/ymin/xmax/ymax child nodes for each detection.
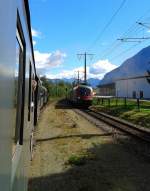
<box><xmin>78</xmin><ymin>87</ymin><xmax>91</xmax><ymax>96</ymax></box>
<box><xmin>12</xmin><ymin>38</ymin><xmax>20</xmax><ymax>154</ymax></box>
<box><xmin>28</xmin><ymin>62</ymin><xmax>32</xmax><ymax>121</ymax></box>
<box><xmin>13</xmin><ymin>15</ymin><xmax>26</xmax><ymax>151</ymax></box>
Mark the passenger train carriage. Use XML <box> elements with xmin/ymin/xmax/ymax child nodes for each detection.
<box><xmin>0</xmin><ymin>1</ymin><xmax>47</xmax><ymax>191</ymax></box>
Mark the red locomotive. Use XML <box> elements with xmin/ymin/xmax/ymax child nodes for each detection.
<box><xmin>69</xmin><ymin>83</ymin><xmax>93</xmax><ymax>107</ymax></box>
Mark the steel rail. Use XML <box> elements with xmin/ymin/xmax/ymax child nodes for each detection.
<box><xmin>75</xmin><ymin>108</ymin><xmax>150</xmax><ymax>143</ymax></box>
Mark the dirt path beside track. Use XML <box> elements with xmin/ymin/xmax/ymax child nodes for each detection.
<box><xmin>28</xmin><ymin>100</ymin><xmax>150</xmax><ymax>191</ymax></box>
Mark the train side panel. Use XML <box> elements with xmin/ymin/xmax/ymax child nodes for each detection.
<box><xmin>12</xmin><ymin>1</ymin><xmax>36</xmax><ymax>191</ymax></box>
<box><xmin>0</xmin><ymin>0</ymin><xmax>37</xmax><ymax>190</ymax></box>
<box><xmin>0</xmin><ymin>1</ymin><xmax>48</xmax><ymax>190</ymax></box>
<box><xmin>0</xmin><ymin>1</ymin><xmax>16</xmax><ymax>191</ymax></box>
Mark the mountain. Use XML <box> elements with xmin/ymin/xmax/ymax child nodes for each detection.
<box><xmin>87</xmin><ymin>78</ymin><xmax>101</xmax><ymax>87</ymax></box>
<box><xmin>100</xmin><ymin>46</ymin><xmax>150</xmax><ymax>85</ymax></box>
<box><xmin>47</xmin><ymin>78</ymin><xmax>101</xmax><ymax>88</ymax></box>
<box><xmin>47</xmin><ymin>78</ymin><xmax>74</xmax><ymax>84</ymax></box>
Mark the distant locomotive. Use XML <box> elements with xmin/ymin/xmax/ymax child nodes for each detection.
<box><xmin>69</xmin><ymin>83</ymin><xmax>93</xmax><ymax>107</ymax></box>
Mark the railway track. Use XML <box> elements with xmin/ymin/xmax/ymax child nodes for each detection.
<box><xmin>74</xmin><ymin>108</ymin><xmax>150</xmax><ymax>144</ymax></box>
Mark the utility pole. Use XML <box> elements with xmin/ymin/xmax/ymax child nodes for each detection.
<box><xmin>77</xmin><ymin>70</ymin><xmax>80</xmax><ymax>85</ymax></box>
<box><xmin>74</xmin><ymin>70</ymin><xmax>80</xmax><ymax>85</ymax></box>
<box><xmin>84</xmin><ymin>53</ymin><xmax>87</xmax><ymax>83</ymax></box>
<box><xmin>77</xmin><ymin>52</ymin><xmax>94</xmax><ymax>84</ymax></box>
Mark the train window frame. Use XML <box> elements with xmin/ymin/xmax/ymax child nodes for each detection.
<box><xmin>14</xmin><ymin>13</ymin><xmax>26</xmax><ymax>146</ymax></box>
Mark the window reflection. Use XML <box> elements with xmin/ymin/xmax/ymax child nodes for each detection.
<box><xmin>12</xmin><ymin>38</ymin><xmax>21</xmax><ymax>154</ymax></box>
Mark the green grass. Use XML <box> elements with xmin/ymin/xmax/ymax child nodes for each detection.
<box><xmin>120</xmin><ymin>109</ymin><xmax>150</xmax><ymax>127</ymax></box>
<box><xmin>92</xmin><ymin>98</ymin><xmax>150</xmax><ymax>128</ymax></box>
<box><xmin>68</xmin><ymin>155</ymin><xmax>86</xmax><ymax>166</ymax></box>
<box><xmin>68</xmin><ymin>152</ymin><xmax>96</xmax><ymax>166</ymax></box>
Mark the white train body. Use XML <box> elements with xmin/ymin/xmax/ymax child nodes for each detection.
<box><xmin>0</xmin><ymin>1</ymin><xmax>47</xmax><ymax>190</ymax></box>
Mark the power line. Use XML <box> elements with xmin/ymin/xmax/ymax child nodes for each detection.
<box><xmin>94</xmin><ymin>7</ymin><xmax>150</xmax><ymax>60</ymax></box>
<box><xmin>110</xmin><ymin>43</ymin><xmax>140</xmax><ymax>61</ymax></box>
<box><xmin>81</xmin><ymin>4</ymin><xmax>150</xmax><ymax>71</ymax></box>
<box><xmin>99</xmin><ymin>23</ymin><xmax>143</xmax><ymax>58</ymax></box>
<box><xmin>137</xmin><ymin>21</ymin><xmax>150</xmax><ymax>30</ymax></box>
<box><xmin>118</xmin><ymin>37</ymin><xmax>150</xmax><ymax>42</ymax></box>
<box><xmin>87</xmin><ymin>0</ymin><xmax>127</xmax><ymax>51</ymax></box>
<box><xmin>100</xmin><ymin>41</ymin><xmax>122</xmax><ymax>59</ymax></box>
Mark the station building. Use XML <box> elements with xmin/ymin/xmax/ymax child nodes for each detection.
<box><xmin>97</xmin><ymin>83</ymin><xmax>115</xmax><ymax>96</ymax></box>
<box><xmin>98</xmin><ymin>75</ymin><xmax>150</xmax><ymax>99</ymax></box>
<box><xmin>116</xmin><ymin>75</ymin><xmax>150</xmax><ymax>99</ymax></box>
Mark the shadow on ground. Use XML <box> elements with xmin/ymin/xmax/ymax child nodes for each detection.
<box><xmin>28</xmin><ymin>140</ymin><xmax>150</xmax><ymax>191</ymax></box>
<box><xmin>55</xmin><ymin>99</ymin><xmax>74</xmax><ymax>109</ymax></box>
<box><xmin>55</xmin><ymin>99</ymin><xmax>88</xmax><ymax>109</ymax></box>
<box><xmin>36</xmin><ymin>133</ymin><xmax>113</xmax><ymax>142</ymax></box>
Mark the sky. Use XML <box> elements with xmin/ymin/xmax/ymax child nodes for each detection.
<box><xmin>30</xmin><ymin>0</ymin><xmax>150</xmax><ymax>80</ymax></box>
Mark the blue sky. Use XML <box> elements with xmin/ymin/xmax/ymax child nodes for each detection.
<box><xmin>30</xmin><ymin>0</ymin><xmax>150</xmax><ymax>79</ymax></box>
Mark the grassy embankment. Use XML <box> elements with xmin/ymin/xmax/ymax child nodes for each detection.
<box><xmin>92</xmin><ymin>98</ymin><xmax>150</xmax><ymax>128</ymax></box>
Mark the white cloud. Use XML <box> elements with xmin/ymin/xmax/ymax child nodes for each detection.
<box><xmin>46</xmin><ymin>59</ymin><xmax>117</xmax><ymax>80</ymax></box>
<box><xmin>31</xmin><ymin>28</ymin><xmax>41</xmax><ymax>38</ymax></box>
<box><xmin>34</xmin><ymin>50</ymin><xmax>67</xmax><ymax>70</ymax></box>
<box><xmin>46</xmin><ymin>67</ymin><xmax>83</xmax><ymax>79</ymax></box>
<box><xmin>90</xmin><ymin>59</ymin><xmax>117</xmax><ymax>75</ymax></box>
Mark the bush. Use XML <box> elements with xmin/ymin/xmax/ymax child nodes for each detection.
<box><xmin>68</xmin><ymin>155</ymin><xmax>86</xmax><ymax>166</ymax></box>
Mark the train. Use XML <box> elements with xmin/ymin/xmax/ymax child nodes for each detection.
<box><xmin>0</xmin><ymin>1</ymin><xmax>47</xmax><ymax>191</ymax></box>
<box><xmin>69</xmin><ymin>83</ymin><xmax>94</xmax><ymax>107</ymax></box>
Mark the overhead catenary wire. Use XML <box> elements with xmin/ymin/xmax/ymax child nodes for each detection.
<box><xmin>109</xmin><ymin>24</ymin><xmax>150</xmax><ymax>61</ymax></box>
<box><xmin>109</xmin><ymin>36</ymin><xmax>150</xmax><ymax>62</ymax></box>
<box><xmin>90</xmin><ymin>21</ymin><xmax>139</xmax><ymax>61</ymax></box>
<box><xmin>87</xmin><ymin>0</ymin><xmax>127</xmax><ymax>51</ymax></box>
<box><xmin>79</xmin><ymin>3</ymin><xmax>150</xmax><ymax>74</ymax></box>
<box><xmin>93</xmin><ymin>6</ymin><xmax>150</xmax><ymax>62</ymax></box>
<box><xmin>110</xmin><ymin>43</ymin><xmax>140</xmax><ymax>62</ymax></box>
<box><xmin>100</xmin><ymin>22</ymin><xmax>145</xmax><ymax>59</ymax></box>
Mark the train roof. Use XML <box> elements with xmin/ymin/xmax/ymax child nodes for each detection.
<box><xmin>73</xmin><ymin>84</ymin><xmax>93</xmax><ymax>90</ymax></box>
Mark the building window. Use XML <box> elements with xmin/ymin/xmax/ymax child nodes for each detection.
<box><xmin>132</xmin><ymin>91</ymin><xmax>136</xmax><ymax>99</ymax></box>
<box><xmin>140</xmin><ymin>91</ymin><xmax>144</xmax><ymax>99</ymax></box>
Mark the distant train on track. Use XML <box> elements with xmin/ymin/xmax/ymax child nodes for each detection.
<box><xmin>0</xmin><ymin>1</ymin><xmax>48</xmax><ymax>191</ymax></box>
<box><xmin>69</xmin><ymin>83</ymin><xmax>94</xmax><ymax>107</ymax></box>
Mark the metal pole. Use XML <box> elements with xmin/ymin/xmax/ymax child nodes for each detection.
<box><xmin>77</xmin><ymin>53</ymin><xmax>94</xmax><ymax>84</ymax></box>
<box><xmin>84</xmin><ymin>52</ymin><xmax>87</xmax><ymax>83</ymax></box>
<box><xmin>137</xmin><ymin>98</ymin><xmax>140</xmax><ymax>110</ymax></box>
<box><xmin>78</xmin><ymin>70</ymin><xmax>80</xmax><ymax>85</ymax></box>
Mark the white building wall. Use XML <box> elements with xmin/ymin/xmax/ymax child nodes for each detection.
<box><xmin>116</xmin><ymin>78</ymin><xmax>150</xmax><ymax>99</ymax></box>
